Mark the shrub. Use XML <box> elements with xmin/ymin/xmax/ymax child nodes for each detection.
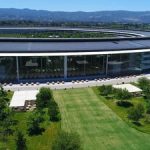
<box><xmin>52</xmin><ymin>131</ymin><xmax>81</xmax><ymax>150</ymax></box>
<box><xmin>116</xmin><ymin>100</ymin><xmax>133</xmax><ymax>108</ymax></box>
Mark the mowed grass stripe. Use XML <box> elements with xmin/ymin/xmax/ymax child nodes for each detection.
<box><xmin>54</xmin><ymin>88</ymin><xmax>150</xmax><ymax>150</ymax></box>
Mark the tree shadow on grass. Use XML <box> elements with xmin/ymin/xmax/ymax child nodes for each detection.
<box><xmin>133</xmin><ymin>121</ymin><xmax>142</xmax><ymax>127</ymax></box>
<box><xmin>116</xmin><ymin>101</ymin><xmax>133</xmax><ymax>108</ymax></box>
<box><xmin>28</xmin><ymin>128</ymin><xmax>45</xmax><ymax>136</ymax></box>
<box><xmin>11</xmin><ymin>119</ymin><xmax>18</xmax><ymax>126</ymax></box>
<box><xmin>105</xmin><ymin>95</ymin><xmax>114</xmax><ymax>100</ymax></box>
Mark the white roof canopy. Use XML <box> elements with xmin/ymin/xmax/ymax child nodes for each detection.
<box><xmin>10</xmin><ymin>90</ymin><xmax>39</xmax><ymax>107</ymax></box>
<box><xmin>113</xmin><ymin>84</ymin><xmax>142</xmax><ymax>93</ymax></box>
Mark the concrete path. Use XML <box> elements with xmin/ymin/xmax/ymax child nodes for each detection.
<box><xmin>3</xmin><ymin>74</ymin><xmax>150</xmax><ymax>92</ymax></box>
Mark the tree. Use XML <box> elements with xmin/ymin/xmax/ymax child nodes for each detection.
<box><xmin>0</xmin><ymin>96</ymin><xmax>14</xmax><ymax>141</ymax></box>
<box><xmin>52</xmin><ymin>131</ymin><xmax>81</xmax><ymax>150</ymax></box>
<box><xmin>0</xmin><ymin>97</ymin><xmax>9</xmax><ymax>121</ymax></box>
<box><xmin>115</xmin><ymin>89</ymin><xmax>132</xmax><ymax>100</ymax></box>
<box><xmin>137</xmin><ymin>103</ymin><xmax>145</xmax><ymax>115</ymax></box>
<box><xmin>15</xmin><ymin>131</ymin><xmax>27</xmax><ymax>150</ymax></box>
<box><xmin>138</xmin><ymin>77</ymin><xmax>150</xmax><ymax>90</ymax></box>
<box><xmin>128</xmin><ymin>103</ymin><xmax>145</xmax><ymax>123</ymax></box>
<box><xmin>27</xmin><ymin>111</ymin><xmax>44</xmax><ymax>136</ymax></box>
<box><xmin>48</xmin><ymin>101</ymin><xmax>61</xmax><ymax>122</ymax></box>
<box><xmin>36</xmin><ymin>88</ymin><xmax>53</xmax><ymax>109</ymax></box>
<box><xmin>99</xmin><ymin>85</ymin><xmax>113</xmax><ymax>96</ymax></box>
<box><xmin>0</xmin><ymin>85</ymin><xmax>7</xmax><ymax>97</ymax></box>
<box><xmin>143</xmin><ymin>86</ymin><xmax>150</xmax><ymax>100</ymax></box>
<box><xmin>0</xmin><ymin>86</ymin><xmax>10</xmax><ymax>122</ymax></box>
<box><xmin>145</xmin><ymin>114</ymin><xmax>150</xmax><ymax>124</ymax></box>
<box><xmin>137</xmin><ymin>77</ymin><xmax>150</xmax><ymax>100</ymax></box>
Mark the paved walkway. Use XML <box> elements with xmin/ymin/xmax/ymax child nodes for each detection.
<box><xmin>3</xmin><ymin>74</ymin><xmax>150</xmax><ymax>92</ymax></box>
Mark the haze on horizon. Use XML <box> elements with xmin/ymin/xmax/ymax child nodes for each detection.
<box><xmin>0</xmin><ymin>0</ymin><xmax>149</xmax><ymax>12</ymax></box>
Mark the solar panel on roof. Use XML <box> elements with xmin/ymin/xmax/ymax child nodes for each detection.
<box><xmin>0</xmin><ymin>39</ymin><xmax>149</xmax><ymax>53</ymax></box>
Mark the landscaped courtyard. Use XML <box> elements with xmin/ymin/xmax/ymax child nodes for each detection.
<box><xmin>1</xmin><ymin>80</ymin><xmax>150</xmax><ymax>149</ymax></box>
<box><xmin>54</xmin><ymin>88</ymin><xmax>150</xmax><ymax>150</ymax></box>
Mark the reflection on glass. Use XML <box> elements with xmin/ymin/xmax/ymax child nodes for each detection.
<box><xmin>0</xmin><ymin>57</ymin><xmax>16</xmax><ymax>82</ymax></box>
<box><xmin>67</xmin><ymin>55</ymin><xmax>106</xmax><ymax>77</ymax></box>
<box><xmin>107</xmin><ymin>53</ymin><xmax>142</xmax><ymax>76</ymax></box>
<box><xmin>19</xmin><ymin>56</ymin><xmax>64</xmax><ymax>79</ymax></box>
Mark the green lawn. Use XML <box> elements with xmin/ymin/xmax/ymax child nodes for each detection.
<box><xmin>93</xmin><ymin>87</ymin><xmax>150</xmax><ymax>134</ymax></box>
<box><xmin>54</xmin><ymin>88</ymin><xmax>150</xmax><ymax>150</ymax></box>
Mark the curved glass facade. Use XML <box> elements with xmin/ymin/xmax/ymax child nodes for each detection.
<box><xmin>67</xmin><ymin>55</ymin><xmax>106</xmax><ymax>77</ymax></box>
<box><xmin>107</xmin><ymin>53</ymin><xmax>142</xmax><ymax>76</ymax></box>
<box><xmin>19</xmin><ymin>56</ymin><xmax>64</xmax><ymax>80</ymax></box>
<box><xmin>0</xmin><ymin>52</ymin><xmax>149</xmax><ymax>83</ymax></box>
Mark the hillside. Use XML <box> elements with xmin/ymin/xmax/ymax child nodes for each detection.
<box><xmin>0</xmin><ymin>8</ymin><xmax>150</xmax><ymax>23</ymax></box>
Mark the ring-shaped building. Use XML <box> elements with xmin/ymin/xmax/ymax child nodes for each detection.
<box><xmin>0</xmin><ymin>36</ymin><xmax>150</xmax><ymax>83</ymax></box>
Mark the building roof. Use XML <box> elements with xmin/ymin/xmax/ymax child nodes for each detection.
<box><xmin>0</xmin><ymin>37</ymin><xmax>149</xmax><ymax>56</ymax></box>
<box><xmin>0</xmin><ymin>37</ymin><xmax>150</xmax><ymax>53</ymax></box>
<box><xmin>113</xmin><ymin>84</ymin><xmax>142</xmax><ymax>93</ymax></box>
<box><xmin>10</xmin><ymin>90</ymin><xmax>39</xmax><ymax>107</ymax></box>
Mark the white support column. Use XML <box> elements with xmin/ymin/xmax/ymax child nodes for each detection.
<box><xmin>16</xmin><ymin>56</ymin><xmax>19</xmax><ymax>82</ymax></box>
<box><xmin>84</xmin><ymin>55</ymin><xmax>86</xmax><ymax>76</ymax></box>
<box><xmin>64</xmin><ymin>56</ymin><xmax>67</xmax><ymax>79</ymax></box>
<box><xmin>106</xmin><ymin>54</ymin><xmax>109</xmax><ymax>76</ymax></box>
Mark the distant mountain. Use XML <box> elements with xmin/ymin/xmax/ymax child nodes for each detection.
<box><xmin>0</xmin><ymin>8</ymin><xmax>150</xmax><ymax>23</ymax></box>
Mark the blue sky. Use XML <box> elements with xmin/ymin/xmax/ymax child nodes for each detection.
<box><xmin>0</xmin><ymin>0</ymin><xmax>149</xmax><ymax>11</ymax></box>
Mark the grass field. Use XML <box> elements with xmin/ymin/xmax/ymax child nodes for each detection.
<box><xmin>54</xmin><ymin>88</ymin><xmax>150</xmax><ymax>150</ymax></box>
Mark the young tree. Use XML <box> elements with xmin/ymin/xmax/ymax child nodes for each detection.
<box><xmin>15</xmin><ymin>131</ymin><xmax>27</xmax><ymax>150</ymax></box>
<box><xmin>0</xmin><ymin>97</ymin><xmax>14</xmax><ymax>141</ymax></box>
<box><xmin>48</xmin><ymin>101</ymin><xmax>61</xmax><ymax>122</ymax></box>
<box><xmin>136</xmin><ymin>103</ymin><xmax>145</xmax><ymax>115</ymax></box>
<box><xmin>0</xmin><ymin>97</ymin><xmax>8</xmax><ymax>122</ymax></box>
<box><xmin>128</xmin><ymin>103</ymin><xmax>145</xmax><ymax>123</ymax></box>
<box><xmin>138</xmin><ymin>77</ymin><xmax>150</xmax><ymax>90</ymax></box>
<box><xmin>0</xmin><ymin>85</ymin><xmax>7</xmax><ymax>97</ymax></box>
<box><xmin>36</xmin><ymin>88</ymin><xmax>53</xmax><ymax>109</ymax></box>
<box><xmin>115</xmin><ymin>89</ymin><xmax>132</xmax><ymax>100</ymax></box>
<box><xmin>143</xmin><ymin>86</ymin><xmax>150</xmax><ymax>100</ymax></box>
<box><xmin>52</xmin><ymin>131</ymin><xmax>81</xmax><ymax>150</ymax></box>
<box><xmin>99</xmin><ymin>85</ymin><xmax>113</xmax><ymax>96</ymax></box>
<box><xmin>27</xmin><ymin>111</ymin><xmax>44</xmax><ymax>136</ymax></box>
